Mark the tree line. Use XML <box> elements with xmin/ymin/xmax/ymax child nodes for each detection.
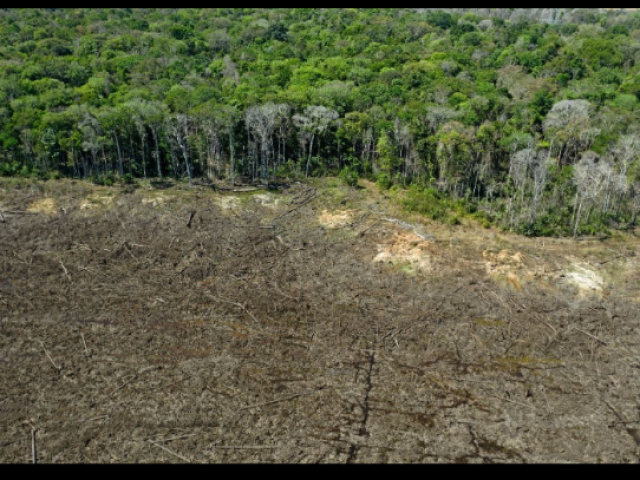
<box><xmin>1</xmin><ymin>8</ymin><xmax>640</xmax><ymax>236</ymax></box>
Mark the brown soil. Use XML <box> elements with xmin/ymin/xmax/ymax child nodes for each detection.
<box><xmin>373</xmin><ymin>231</ymin><xmax>434</xmax><ymax>274</ymax></box>
<box><xmin>0</xmin><ymin>178</ymin><xmax>639</xmax><ymax>464</ymax></box>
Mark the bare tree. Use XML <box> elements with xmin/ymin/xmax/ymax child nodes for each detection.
<box><xmin>544</xmin><ymin>100</ymin><xmax>599</xmax><ymax>165</ymax></box>
<box><xmin>425</xmin><ymin>106</ymin><xmax>459</xmax><ymax>134</ymax></box>
<box><xmin>197</xmin><ymin>110</ymin><xmax>222</xmax><ymax>180</ymax></box>
<box><xmin>508</xmin><ymin>148</ymin><xmax>535</xmax><ymax>226</ymax></box>
<box><xmin>394</xmin><ymin>118</ymin><xmax>414</xmax><ymax>183</ymax></box>
<box><xmin>245</xmin><ymin>104</ymin><xmax>281</xmax><ymax>186</ymax></box>
<box><xmin>631</xmin><ymin>182</ymin><xmax>640</xmax><ymax>227</ymax></box>
<box><xmin>530</xmin><ymin>150</ymin><xmax>553</xmax><ymax>222</ymax></box>
<box><xmin>126</xmin><ymin>100</ymin><xmax>150</xmax><ymax>179</ymax></box>
<box><xmin>79</xmin><ymin>112</ymin><xmax>103</xmax><ymax>178</ymax></box>
<box><xmin>274</xmin><ymin>104</ymin><xmax>292</xmax><ymax>170</ymax></box>
<box><xmin>611</xmin><ymin>134</ymin><xmax>640</xmax><ymax>176</ymax></box>
<box><xmin>573</xmin><ymin>152</ymin><xmax>612</xmax><ymax>238</ymax></box>
<box><xmin>145</xmin><ymin>102</ymin><xmax>168</xmax><ymax>179</ymax></box>
<box><xmin>293</xmin><ymin>106</ymin><xmax>339</xmax><ymax>178</ymax></box>
<box><xmin>478</xmin><ymin>19</ymin><xmax>494</xmax><ymax>31</ymax></box>
<box><xmin>216</xmin><ymin>106</ymin><xmax>240</xmax><ymax>185</ymax></box>
<box><xmin>223</xmin><ymin>55</ymin><xmax>240</xmax><ymax>85</ymax></box>
<box><xmin>166</xmin><ymin>114</ymin><xmax>193</xmax><ymax>185</ymax></box>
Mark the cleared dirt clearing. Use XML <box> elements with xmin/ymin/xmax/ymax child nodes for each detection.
<box><xmin>0</xmin><ymin>178</ymin><xmax>639</xmax><ymax>463</ymax></box>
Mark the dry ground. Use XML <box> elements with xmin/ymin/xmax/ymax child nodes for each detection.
<box><xmin>0</xmin><ymin>177</ymin><xmax>639</xmax><ymax>463</ymax></box>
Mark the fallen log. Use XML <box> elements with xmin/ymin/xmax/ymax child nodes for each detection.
<box><xmin>0</xmin><ymin>211</ymin><xmax>38</xmax><ymax>216</ymax></box>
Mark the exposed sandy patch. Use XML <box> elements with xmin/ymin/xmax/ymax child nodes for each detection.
<box><xmin>142</xmin><ymin>196</ymin><xmax>166</xmax><ymax>208</ymax></box>
<box><xmin>27</xmin><ymin>198</ymin><xmax>57</xmax><ymax>215</ymax></box>
<box><xmin>213</xmin><ymin>196</ymin><xmax>241</xmax><ymax>212</ymax></box>
<box><xmin>253</xmin><ymin>194</ymin><xmax>282</xmax><ymax>208</ymax></box>
<box><xmin>484</xmin><ymin>250</ymin><xmax>608</xmax><ymax>296</ymax></box>
<box><xmin>483</xmin><ymin>250</ymin><xmax>528</xmax><ymax>291</ymax></box>
<box><xmin>374</xmin><ymin>231</ymin><xmax>433</xmax><ymax>273</ymax></box>
<box><xmin>563</xmin><ymin>263</ymin><xmax>604</xmax><ymax>295</ymax></box>
<box><xmin>483</xmin><ymin>249</ymin><xmax>524</xmax><ymax>269</ymax></box>
<box><xmin>319</xmin><ymin>209</ymin><xmax>356</xmax><ymax>229</ymax></box>
<box><xmin>80</xmin><ymin>195</ymin><xmax>114</xmax><ymax>211</ymax></box>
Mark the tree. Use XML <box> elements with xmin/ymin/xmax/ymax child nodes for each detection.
<box><xmin>126</xmin><ymin>99</ymin><xmax>151</xmax><ymax>179</ymax></box>
<box><xmin>2</xmin><ymin>8</ymin><xmax>640</xmax><ymax>237</ymax></box>
<box><xmin>631</xmin><ymin>182</ymin><xmax>640</xmax><ymax>226</ymax></box>
<box><xmin>425</xmin><ymin>106</ymin><xmax>460</xmax><ymax>134</ymax></box>
<box><xmin>145</xmin><ymin>102</ymin><xmax>169</xmax><ymax>179</ymax></box>
<box><xmin>573</xmin><ymin>151</ymin><xmax>612</xmax><ymax>237</ymax></box>
<box><xmin>544</xmin><ymin>100</ymin><xmax>599</xmax><ymax>164</ymax></box>
<box><xmin>611</xmin><ymin>134</ymin><xmax>640</xmax><ymax>176</ymax></box>
<box><xmin>245</xmin><ymin>104</ymin><xmax>281</xmax><ymax>186</ymax></box>
<box><xmin>79</xmin><ymin>112</ymin><xmax>104</xmax><ymax>177</ymax></box>
<box><xmin>274</xmin><ymin>103</ymin><xmax>292</xmax><ymax>171</ymax></box>
<box><xmin>166</xmin><ymin>114</ymin><xmax>193</xmax><ymax>184</ymax></box>
<box><xmin>216</xmin><ymin>105</ymin><xmax>240</xmax><ymax>185</ymax></box>
<box><xmin>293</xmin><ymin>105</ymin><xmax>339</xmax><ymax>177</ymax></box>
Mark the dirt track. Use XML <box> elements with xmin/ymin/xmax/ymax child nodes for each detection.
<box><xmin>1</xmin><ymin>178</ymin><xmax>639</xmax><ymax>463</ymax></box>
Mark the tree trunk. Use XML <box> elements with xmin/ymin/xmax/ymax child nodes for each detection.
<box><xmin>230</xmin><ymin>132</ymin><xmax>235</xmax><ymax>186</ymax></box>
<box><xmin>114</xmin><ymin>134</ymin><xmax>123</xmax><ymax>176</ymax></box>
<box><xmin>101</xmin><ymin>145</ymin><xmax>108</xmax><ymax>175</ymax></box>
<box><xmin>216</xmin><ymin>136</ymin><xmax>221</xmax><ymax>179</ymax></box>
<box><xmin>92</xmin><ymin>151</ymin><xmax>99</xmax><ymax>177</ymax></box>
<box><xmin>141</xmin><ymin>139</ymin><xmax>147</xmax><ymax>179</ymax></box>
<box><xmin>306</xmin><ymin>133</ymin><xmax>315</xmax><ymax>178</ymax></box>
<box><xmin>574</xmin><ymin>200</ymin><xmax>583</xmax><ymax>239</ymax></box>
<box><xmin>175</xmin><ymin>133</ymin><xmax>192</xmax><ymax>185</ymax></box>
<box><xmin>129</xmin><ymin>136</ymin><xmax>135</xmax><ymax>175</ymax></box>
<box><xmin>71</xmin><ymin>144</ymin><xmax>77</xmax><ymax>178</ymax></box>
<box><xmin>261</xmin><ymin>145</ymin><xmax>268</xmax><ymax>187</ymax></box>
<box><xmin>180</xmin><ymin>142</ymin><xmax>192</xmax><ymax>185</ymax></box>
<box><xmin>152</xmin><ymin>128</ymin><xmax>162</xmax><ymax>179</ymax></box>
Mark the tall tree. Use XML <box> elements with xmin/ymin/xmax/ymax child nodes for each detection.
<box><xmin>293</xmin><ymin>105</ymin><xmax>339</xmax><ymax>177</ymax></box>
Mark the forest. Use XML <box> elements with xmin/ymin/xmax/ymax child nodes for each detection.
<box><xmin>1</xmin><ymin>8</ymin><xmax>640</xmax><ymax>237</ymax></box>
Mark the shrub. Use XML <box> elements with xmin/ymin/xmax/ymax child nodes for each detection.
<box><xmin>121</xmin><ymin>173</ymin><xmax>136</xmax><ymax>185</ymax></box>
<box><xmin>91</xmin><ymin>174</ymin><xmax>117</xmax><ymax>186</ymax></box>
<box><xmin>338</xmin><ymin>166</ymin><xmax>359</xmax><ymax>187</ymax></box>
<box><xmin>402</xmin><ymin>185</ymin><xmax>448</xmax><ymax>221</ymax></box>
<box><xmin>0</xmin><ymin>161</ymin><xmax>19</xmax><ymax>176</ymax></box>
<box><xmin>376</xmin><ymin>172</ymin><xmax>392</xmax><ymax>191</ymax></box>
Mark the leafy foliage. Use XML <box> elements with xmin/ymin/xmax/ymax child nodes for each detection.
<box><xmin>0</xmin><ymin>8</ymin><xmax>639</xmax><ymax>236</ymax></box>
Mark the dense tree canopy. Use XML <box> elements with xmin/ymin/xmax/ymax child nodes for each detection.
<box><xmin>1</xmin><ymin>8</ymin><xmax>640</xmax><ymax>236</ymax></box>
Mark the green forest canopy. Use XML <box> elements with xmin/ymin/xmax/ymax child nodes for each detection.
<box><xmin>2</xmin><ymin>8</ymin><xmax>640</xmax><ymax>236</ymax></box>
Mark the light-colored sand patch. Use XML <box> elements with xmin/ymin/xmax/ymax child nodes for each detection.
<box><xmin>253</xmin><ymin>194</ymin><xmax>282</xmax><ymax>208</ymax></box>
<box><xmin>213</xmin><ymin>196</ymin><xmax>241</xmax><ymax>212</ymax></box>
<box><xmin>28</xmin><ymin>198</ymin><xmax>57</xmax><ymax>215</ymax></box>
<box><xmin>142</xmin><ymin>196</ymin><xmax>166</xmax><ymax>207</ymax></box>
<box><xmin>80</xmin><ymin>195</ymin><xmax>114</xmax><ymax>211</ymax></box>
<box><xmin>484</xmin><ymin>249</ymin><xmax>525</xmax><ymax>275</ymax></box>
<box><xmin>319</xmin><ymin>210</ymin><xmax>356</xmax><ymax>229</ymax></box>
<box><xmin>564</xmin><ymin>264</ymin><xmax>604</xmax><ymax>295</ymax></box>
<box><xmin>483</xmin><ymin>250</ymin><xmax>527</xmax><ymax>290</ymax></box>
<box><xmin>374</xmin><ymin>231</ymin><xmax>433</xmax><ymax>273</ymax></box>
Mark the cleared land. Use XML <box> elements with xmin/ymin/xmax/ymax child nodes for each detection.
<box><xmin>0</xmin><ymin>178</ymin><xmax>639</xmax><ymax>463</ymax></box>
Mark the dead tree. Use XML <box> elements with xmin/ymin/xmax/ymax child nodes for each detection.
<box><xmin>293</xmin><ymin>106</ymin><xmax>339</xmax><ymax>178</ymax></box>
<box><xmin>166</xmin><ymin>114</ymin><xmax>193</xmax><ymax>185</ymax></box>
<box><xmin>573</xmin><ymin>152</ymin><xmax>611</xmax><ymax>238</ymax></box>
<box><xmin>245</xmin><ymin>104</ymin><xmax>285</xmax><ymax>187</ymax></box>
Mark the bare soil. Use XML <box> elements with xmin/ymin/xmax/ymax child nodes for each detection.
<box><xmin>0</xmin><ymin>178</ymin><xmax>639</xmax><ymax>463</ymax></box>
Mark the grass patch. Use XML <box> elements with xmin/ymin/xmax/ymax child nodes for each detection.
<box><xmin>474</xmin><ymin>319</ymin><xmax>506</xmax><ymax>327</ymax></box>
